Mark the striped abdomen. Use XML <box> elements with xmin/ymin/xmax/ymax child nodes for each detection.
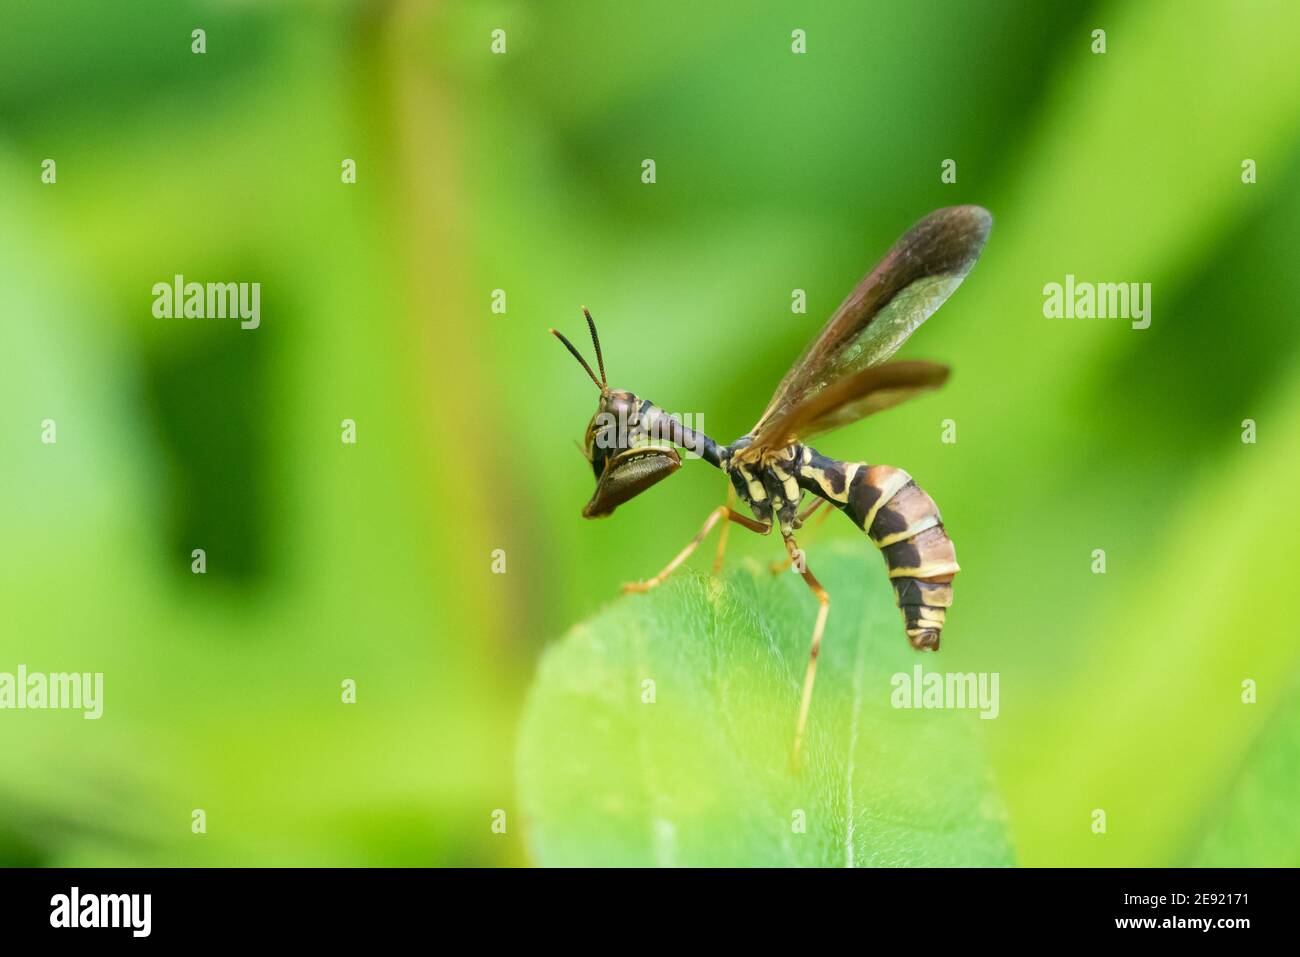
<box><xmin>797</xmin><ymin>451</ymin><xmax>958</xmax><ymax>650</ymax></box>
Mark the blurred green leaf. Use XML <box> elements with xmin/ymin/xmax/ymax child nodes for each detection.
<box><xmin>518</xmin><ymin>543</ymin><xmax>1013</xmax><ymax>866</ymax></box>
<box><xmin>998</xmin><ymin>358</ymin><xmax>1300</xmax><ymax>866</ymax></box>
<box><xmin>1191</xmin><ymin>688</ymin><xmax>1300</xmax><ymax>867</ymax></box>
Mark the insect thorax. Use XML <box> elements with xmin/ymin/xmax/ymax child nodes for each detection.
<box><xmin>723</xmin><ymin>442</ymin><xmax>805</xmax><ymax>534</ymax></box>
<box><xmin>725</xmin><ymin>442</ymin><xmax>877</xmax><ymax>536</ymax></box>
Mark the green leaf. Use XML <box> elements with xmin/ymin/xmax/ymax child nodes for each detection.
<box><xmin>1190</xmin><ymin>687</ymin><xmax>1300</xmax><ymax>867</ymax></box>
<box><xmin>517</xmin><ymin>542</ymin><xmax>1014</xmax><ymax>867</ymax></box>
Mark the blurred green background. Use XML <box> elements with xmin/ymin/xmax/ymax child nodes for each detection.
<box><xmin>2</xmin><ymin>0</ymin><xmax>1298</xmax><ymax>866</ymax></box>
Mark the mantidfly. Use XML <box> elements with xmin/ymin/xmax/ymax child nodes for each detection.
<box><xmin>550</xmin><ymin>206</ymin><xmax>992</xmax><ymax>771</ymax></box>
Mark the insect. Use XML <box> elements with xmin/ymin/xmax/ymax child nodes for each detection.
<box><xmin>550</xmin><ymin>205</ymin><xmax>991</xmax><ymax>770</ymax></box>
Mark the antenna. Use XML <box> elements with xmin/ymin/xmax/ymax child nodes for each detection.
<box><xmin>582</xmin><ymin>307</ymin><xmax>607</xmax><ymax>386</ymax></box>
<box><xmin>549</xmin><ymin>327</ymin><xmax>604</xmax><ymax>391</ymax></box>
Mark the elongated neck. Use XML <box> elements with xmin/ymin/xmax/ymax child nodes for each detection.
<box><xmin>638</xmin><ymin>399</ymin><xmax>724</xmax><ymax>469</ymax></box>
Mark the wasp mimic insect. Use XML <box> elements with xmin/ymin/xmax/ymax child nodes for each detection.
<box><xmin>551</xmin><ymin>205</ymin><xmax>991</xmax><ymax>770</ymax></box>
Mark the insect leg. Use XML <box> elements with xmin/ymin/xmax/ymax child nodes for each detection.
<box><xmin>796</xmin><ymin>496</ymin><xmax>830</xmax><ymax>527</ymax></box>
<box><xmin>622</xmin><ymin>505</ymin><xmax>769</xmax><ymax>594</ymax></box>
<box><xmin>769</xmin><ymin>498</ymin><xmax>832</xmax><ymax>575</ymax></box>
<box><xmin>786</xmin><ymin>534</ymin><xmax>830</xmax><ymax>774</ymax></box>
<box><xmin>711</xmin><ymin>481</ymin><xmax>738</xmax><ymax>573</ymax></box>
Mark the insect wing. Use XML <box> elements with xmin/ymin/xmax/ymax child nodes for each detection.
<box><xmin>746</xmin><ymin>360</ymin><xmax>949</xmax><ymax>455</ymax></box>
<box><xmin>752</xmin><ymin>205</ymin><xmax>990</xmax><ymax>437</ymax></box>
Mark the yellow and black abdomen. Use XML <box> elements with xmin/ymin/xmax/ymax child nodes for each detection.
<box><xmin>797</xmin><ymin>449</ymin><xmax>958</xmax><ymax>650</ymax></box>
